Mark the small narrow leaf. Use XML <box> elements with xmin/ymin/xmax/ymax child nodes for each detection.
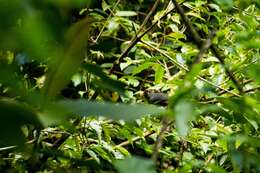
<box><xmin>132</xmin><ymin>62</ymin><xmax>155</xmax><ymax>75</ymax></box>
<box><xmin>115</xmin><ymin>11</ymin><xmax>137</xmax><ymax>17</ymax></box>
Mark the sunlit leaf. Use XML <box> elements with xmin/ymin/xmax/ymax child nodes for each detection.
<box><xmin>153</xmin><ymin>64</ymin><xmax>164</xmax><ymax>84</ymax></box>
<box><xmin>132</xmin><ymin>62</ymin><xmax>155</xmax><ymax>75</ymax></box>
<box><xmin>115</xmin><ymin>11</ymin><xmax>138</xmax><ymax>17</ymax></box>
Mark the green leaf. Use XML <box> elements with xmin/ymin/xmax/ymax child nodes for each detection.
<box><xmin>82</xmin><ymin>63</ymin><xmax>126</xmax><ymax>95</ymax></box>
<box><xmin>153</xmin><ymin>64</ymin><xmax>165</xmax><ymax>84</ymax></box>
<box><xmin>0</xmin><ymin>99</ymin><xmax>42</xmax><ymax>147</ymax></box>
<box><xmin>247</xmin><ymin>63</ymin><xmax>260</xmax><ymax>84</ymax></box>
<box><xmin>174</xmin><ymin>100</ymin><xmax>195</xmax><ymax>137</ymax></box>
<box><xmin>90</xmin><ymin>144</ymin><xmax>112</xmax><ymax>163</ymax></box>
<box><xmin>115</xmin><ymin>156</ymin><xmax>156</xmax><ymax>173</ymax></box>
<box><xmin>58</xmin><ymin>100</ymin><xmax>165</xmax><ymax>121</ymax></box>
<box><xmin>186</xmin><ymin>11</ymin><xmax>206</xmax><ymax>22</ymax></box>
<box><xmin>43</xmin><ymin>18</ymin><xmax>91</xmax><ymax>98</ymax></box>
<box><xmin>214</xmin><ymin>0</ymin><xmax>234</xmax><ymax>10</ymax></box>
<box><xmin>208</xmin><ymin>164</ymin><xmax>227</xmax><ymax>173</ymax></box>
<box><xmin>115</xmin><ymin>11</ymin><xmax>137</xmax><ymax>17</ymax></box>
<box><xmin>167</xmin><ymin>32</ymin><xmax>186</xmax><ymax>40</ymax></box>
<box><xmin>132</xmin><ymin>62</ymin><xmax>155</xmax><ymax>75</ymax></box>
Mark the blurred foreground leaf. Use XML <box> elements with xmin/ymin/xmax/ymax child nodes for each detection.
<box><xmin>115</xmin><ymin>156</ymin><xmax>156</xmax><ymax>173</ymax></box>
<box><xmin>174</xmin><ymin>100</ymin><xmax>196</xmax><ymax>137</ymax></box>
<box><xmin>58</xmin><ymin>99</ymin><xmax>165</xmax><ymax>121</ymax></box>
<box><xmin>0</xmin><ymin>100</ymin><xmax>42</xmax><ymax>147</ymax></box>
<box><xmin>44</xmin><ymin>17</ymin><xmax>92</xmax><ymax>98</ymax></box>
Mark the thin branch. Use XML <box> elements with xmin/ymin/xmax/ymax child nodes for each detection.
<box><xmin>171</xmin><ymin>0</ymin><xmax>244</xmax><ymax>94</ymax></box>
<box><xmin>0</xmin><ymin>139</ymin><xmax>35</xmax><ymax>152</ymax></box>
<box><xmin>190</xmin><ymin>30</ymin><xmax>216</xmax><ymax>67</ymax></box>
<box><xmin>109</xmin><ymin>1</ymin><xmax>178</xmax><ymax>74</ymax></box>
<box><xmin>141</xmin><ymin>40</ymin><xmax>240</xmax><ymax>97</ymax></box>
<box><xmin>178</xmin><ymin>139</ymin><xmax>187</xmax><ymax>173</ymax></box>
<box><xmin>150</xmin><ymin>29</ymin><xmax>228</xmax><ymax>162</ymax></box>
<box><xmin>201</xmin><ymin>86</ymin><xmax>260</xmax><ymax>104</ymax></box>
<box><xmin>92</xmin><ymin>1</ymin><xmax>178</xmax><ymax>100</ymax></box>
<box><xmin>91</xmin><ymin>1</ymin><xmax>185</xmax><ymax>101</ymax></box>
<box><xmin>242</xmin><ymin>86</ymin><xmax>260</xmax><ymax>94</ymax></box>
<box><xmin>151</xmin><ymin>117</ymin><xmax>171</xmax><ymax>161</ymax></box>
<box><xmin>198</xmin><ymin>154</ymin><xmax>213</xmax><ymax>173</ymax></box>
<box><xmin>212</xmin><ymin>57</ymin><xmax>259</xmax><ymax>90</ymax></box>
<box><xmin>218</xmin><ymin>79</ymin><xmax>252</xmax><ymax>96</ymax></box>
<box><xmin>93</xmin><ymin>0</ymin><xmax>121</xmax><ymax>43</ymax></box>
<box><xmin>117</xmin><ymin>131</ymin><xmax>154</xmax><ymax>147</ymax></box>
<box><xmin>137</xmin><ymin>0</ymin><xmax>161</xmax><ymax>35</ymax></box>
<box><xmin>172</xmin><ymin>0</ymin><xmax>202</xmax><ymax>45</ymax></box>
<box><xmin>211</xmin><ymin>46</ymin><xmax>244</xmax><ymax>93</ymax></box>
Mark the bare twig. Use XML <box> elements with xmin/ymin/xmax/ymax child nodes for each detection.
<box><xmin>211</xmin><ymin>46</ymin><xmax>244</xmax><ymax>93</ymax></box>
<box><xmin>91</xmin><ymin>1</ymin><xmax>178</xmax><ymax>100</ymax></box>
<box><xmin>201</xmin><ymin>86</ymin><xmax>260</xmax><ymax>104</ymax></box>
<box><xmin>243</xmin><ymin>86</ymin><xmax>260</xmax><ymax>93</ymax></box>
<box><xmin>218</xmin><ymin>79</ymin><xmax>252</xmax><ymax>96</ymax></box>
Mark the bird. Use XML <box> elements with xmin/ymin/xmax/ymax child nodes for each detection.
<box><xmin>144</xmin><ymin>90</ymin><xmax>168</xmax><ymax>106</ymax></box>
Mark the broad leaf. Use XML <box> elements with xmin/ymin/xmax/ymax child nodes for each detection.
<box><xmin>0</xmin><ymin>100</ymin><xmax>42</xmax><ymax>147</ymax></box>
<box><xmin>115</xmin><ymin>156</ymin><xmax>156</xmax><ymax>173</ymax></box>
<box><xmin>58</xmin><ymin>99</ymin><xmax>165</xmax><ymax>121</ymax></box>
<box><xmin>43</xmin><ymin>18</ymin><xmax>91</xmax><ymax>98</ymax></box>
<box><xmin>174</xmin><ymin>100</ymin><xmax>196</xmax><ymax>137</ymax></box>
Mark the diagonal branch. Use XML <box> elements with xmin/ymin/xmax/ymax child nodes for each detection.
<box><xmin>172</xmin><ymin>0</ymin><xmax>202</xmax><ymax>45</ymax></box>
<box><xmin>190</xmin><ymin>30</ymin><xmax>216</xmax><ymax>68</ymax></box>
<box><xmin>141</xmin><ymin>40</ymin><xmax>240</xmax><ymax>97</ymax></box>
<box><xmin>137</xmin><ymin>0</ymin><xmax>161</xmax><ymax>35</ymax></box>
<box><xmin>109</xmin><ymin>1</ymin><xmax>176</xmax><ymax>74</ymax></box>
<box><xmin>171</xmin><ymin>0</ymin><xmax>244</xmax><ymax>94</ymax></box>
<box><xmin>93</xmin><ymin>0</ymin><xmax>121</xmax><ymax>43</ymax></box>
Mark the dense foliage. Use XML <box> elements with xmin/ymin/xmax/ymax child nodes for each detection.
<box><xmin>0</xmin><ymin>0</ymin><xmax>259</xmax><ymax>172</ymax></box>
